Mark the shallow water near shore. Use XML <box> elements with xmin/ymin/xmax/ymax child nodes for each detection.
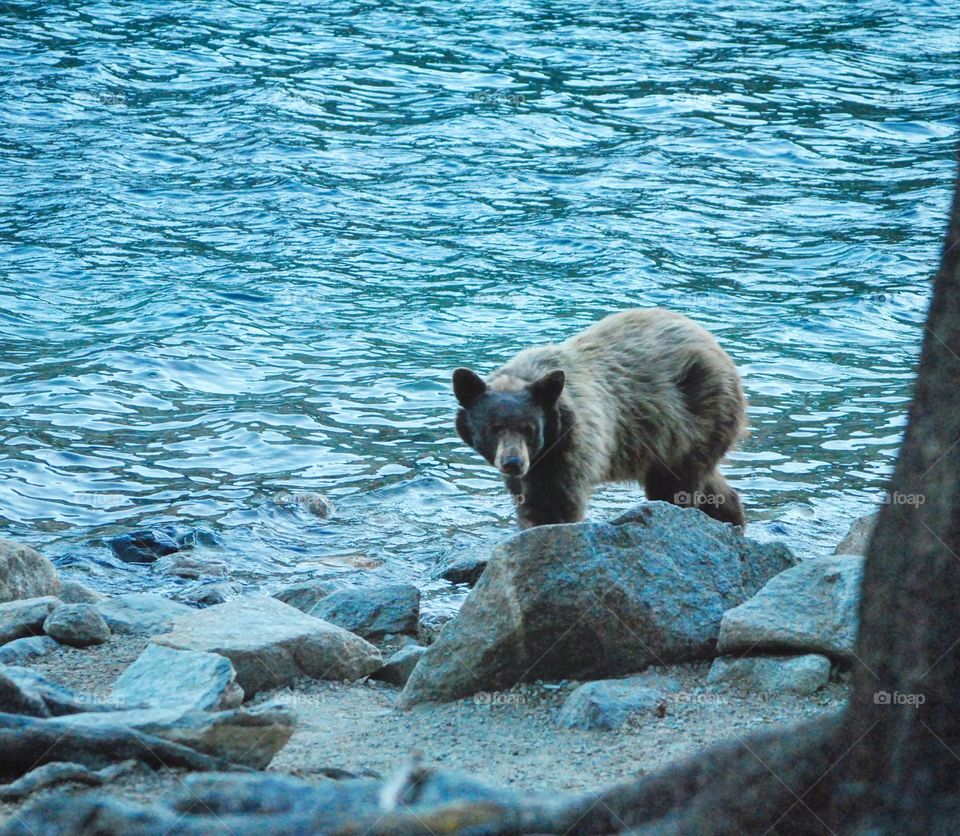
<box><xmin>1</xmin><ymin>1</ymin><xmax>959</xmax><ymax>612</ymax></box>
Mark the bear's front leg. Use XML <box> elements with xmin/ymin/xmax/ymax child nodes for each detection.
<box><xmin>508</xmin><ymin>475</ymin><xmax>587</xmax><ymax>528</ymax></box>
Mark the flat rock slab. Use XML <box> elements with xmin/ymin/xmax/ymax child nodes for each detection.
<box><xmin>153</xmin><ymin>595</ymin><xmax>383</xmax><ymax>697</ymax></box>
<box><xmin>308</xmin><ymin>584</ymin><xmax>420</xmax><ymax>638</ymax></box>
<box><xmin>0</xmin><ymin>596</ymin><xmax>61</xmax><ymax>645</ymax></box>
<box><xmin>0</xmin><ymin>635</ymin><xmax>59</xmax><ymax>665</ymax></box>
<box><xmin>113</xmin><ymin>643</ymin><xmax>242</xmax><ymax>711</ymax></box>
<box><xmin>34</xmin><ymin>703</ymin><xmax>294</xmax><ymax>769</ymax></box>
<box><xmin>0</xmin><ymin>540</ymin><xmax>60</xmax><ymax>603</ymax></box>
<box><xmin>43</xmin><ymin>603</ymin><xmax>111</xmax><ymax>648</ymax></box>
<box><xmin>717</xmin><ymin>554</ymin><xmax>863</xmax><ymax>662</ymax></box>
<box><xmin>558</xmin><ymin>673</ymin><xmax>681</xmax><ymax>730</ymax></box>
<box><xmin>400</xmin><ymin>502</ymin><xmax>796</xmax><ymax>706</ymax></box>
<box><xmin>96</xmin><ymin>593</ymin><xmax>193</xmax><ymax>636</ymax></box>
<box><xmin>707</xmin><ymin>654</ymin><xmax>831</xmax><ymax>695</ymax></box>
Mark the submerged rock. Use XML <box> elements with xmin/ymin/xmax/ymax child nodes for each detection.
<box><xmin>153</xmin><ymin>595</ymin><xmax>382</xmax><ymax>697</ymax></box>
<box><xmin>400</xmin><ymin>502</ymin><xmax>796</xmax><ymax>706</ymax></box>
<box><xmin>308</xmin><ymin>584</ymin><xmax>420</xmax><ymax>639</ymax></box>
<box><xmin>0</xmin><ymin>540</ymin><xmax>60</xmax><ymax>603</ymax></box>
<box><xmin>96</xmin><ymin>593</ymin><xmax>193</xmax><ymax>636</ymax></box>
<box><xmin>717</xmin><ymin>554</ymin><xmax>863</xmax><ymax>662</ymax></box>
<box><xmin>43</xmin><ymin>603</ymin><xmax>111</xmax><ymax>648</ymax></box>
<box><xmin>0</xmin><ymin>596</ymin><xmax>61</xmax><ymax>645</ymax></box>
<box><xmin>834</xmin><ymin>512</ymin><xmax>878</xmax><ymax>555</ymax></box>
<box><xmin>113</xmin><ymin>643</ymin><xmax>242</xmax><ymax>711</ymax></box>
<box><xmin>558</xmin><ymin>673</ymin><xmax>679</xmax><ymax>730</ymax></box>
<box><xmin>106</xmin><ymin>526</ymin><xmax>220</xmax><ymax>565</ymax></box>
<box><xmin>707</xmin><ymin>654</ymin><xmax>831</xmax><ymax>695</ymax></box>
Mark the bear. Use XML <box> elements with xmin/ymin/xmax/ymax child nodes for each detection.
<box><xmin>452</xmin><ymin>308</ymin><xmax>747</xmax><ymax>528</ymax></box>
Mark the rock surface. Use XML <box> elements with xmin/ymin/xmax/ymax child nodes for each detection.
<box><xmin>308</xmin><ymin>584</ymin><xmax>420</xmax><ymax>639</ymax></box>
<box><xmin>57</xmin><ymin>580</ymin><xmax>106</xmax><ymax>604</ymax></box>
<box><xmin>49</xmin><ymin>703</ymin><xmax>295</xmax><ymax>768</ymax></box>
<box><xmin>707</xmin><ymin>654</ymin><xmax>831</xmax><ymax>695</ymax></box>
<box><xmin>153</xmin><ymin>595</ymin><xmax>383</xmax><ymax>696</ymax></box>
<box><xmin>179</xmin><ymin>582</ymin><xmax>241</xmax><ymax>607</ymax></box>
<box><xmin>438</xmin><ymin>556</ymin><xmax>488</xmax><ymax>587</ymax></box>
<box><xmin>96</xmin><ymin>592</ymin><xmax>193</xmax><ymax>636</ymax></box>
<box><xmin>834</xmin><ymin>512</ymin><xmax>878</xmax><ymax>555</ymax></box>
<box><xmin>717</xmin><ymin>554</ymin><xmax>863</xmax><ymax>661</ymax></box>
<box><xmin>106</xmin><ymin>526</ymin><xmax>220</xmax><ymax>564</ymax></box>
<box><xmin>273</xmin><ymin>579</ymin><xmax>339</xmax><ymax>613</ymax></box>
<box><xmin>400</xmin><ymin>502</ymin><xmax>796</xmax><ymax>705</ymax></box>
<box><xmin>113</xmin><ymin>643</ymin><xmax>242</xmax><ymax>711</ymax></box>
<box><xmin>0</xmin><ymin>540</ymin><xmax>60</xmax><ymax>603</ymax></box>
<box><xmin>0</xmin><ymin>596</ymin><xmax>61</xmax><ymax>645</ymax></box>
<box><xmin>557</xmin><ymin>674</ymin><xmax>680</xmax><ymax>730</ymax></box>
<box><xmin>0</xmin><ymin>635</ymin><xmax>60</xmax><ymax>665</ymax></box>
<box><xmin>0</xmin><ymin>666</ymin><xmax>118</xmax><ymax>717</ymax></box>
<box><xmin>43</xmin><ymin>603</ymin><xmax>112</xmax><ymax>648</ymax></box>
<box><xmin>373</xmin><ymin>644</ymin><xmax>427</xmax><ymax>686</ymax></box>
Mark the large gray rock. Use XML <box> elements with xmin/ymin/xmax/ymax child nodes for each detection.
<box><xmin>717</xmin><ymin>554</ymin><xmax>863</xmax><ymax>662</ymax></box>
<box><xmin>400</xmin><ymin>502</ymin><xmax>796</xmax><ymax>706</ymax></box>
<box><xmin>153</xmin><ymin>596</ymin><xmax>382</xmax><ymax>697</ymax></box>
<box><xmin>835</xmin><ymin>512</ymin><xmax>878</xmax><ymax>555</ymax></box>
<box><xmin>558</xmin><ymin>673</ymin><xmax>680</xmax><ymax>730</ymax></box>
<box><xmin>373</xmin><ymin>644</ymin><xmax>427</xmax><ymax>686</ymax></box>
<box><xmin>0</xmin><ymin>635</ymin><xmax>59</xmax><ymax>665</ymax></box>
<box><xmin>308</xmin><ymin>584</ymin><xmax>420</xmax><ymax>638</ymax></box>
<box><xmin>113</xmin><ymin>644</ymin><xmax>242</xmax><ymax>711</ymax></box>
<box><xmin>43</xmin><ymin>603</ymin><xmax>111</xmax><ymax>648</ymax></box>
<box><xmin>96</xmin><ymin>593</ymin><xmax>193</xmax><ymax>636</ymax></box>
<box><xmin>707</xmin><ymin>654</ymin><xmax>831</xmax><ymax>695</ymax></box>
<box><xmin>0</xmin><ymin>540</ymin><xmax>60</xmax><ymax>603</ymax></box>
<box><xmin>0</xmin><ymin>596</ymin><xmax>61</xmax><ymax>645</ymax></box>
<box><xmin>34</xmin><ymin>703</ymin><xmax>294</xmax><ymax>769</ymax></box>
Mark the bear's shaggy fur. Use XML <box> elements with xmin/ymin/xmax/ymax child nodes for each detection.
<box><xmin>453</xmin><ymin>308</ymin><xmax>747</xmax><ymax>528</ymax></box>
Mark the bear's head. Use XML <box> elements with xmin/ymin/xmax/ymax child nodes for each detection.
<box><xmin>452</xmin><ymin>367</ymin><xmax>565</xmax><ymax>478</ymax></box>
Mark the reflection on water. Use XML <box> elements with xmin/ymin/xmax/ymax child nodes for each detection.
<box><xmin>1</xmin><ymin>1</ymin><xmax>958</xmax><ymax>613</ymax></box>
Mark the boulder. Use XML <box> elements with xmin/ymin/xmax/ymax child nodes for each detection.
<box><xmin>373</xmin><ymin>644</ymin><xmax>427</xmax><ymax>686</ymax></box>
<box><xmin>43</xmin><ymin>603</ymin><xmax>111</xmax><ymax>648</ymax></box>
<box><xmin>308</xmin><ymin>584</ymin><xmax>420</xmax><ymax>639</ymax></box>
<box><xmin>0</xmin><ymin>540</ymin><xmax>60</xmax><ymax>603</ymax></box>
<box><xmin>557</xmin><ymin>673</ymin><xmax>680</xmax><ymax>730</ymax></box>
<box><xmin>400</xmin><ymin>502</ymin><xmax>796</xmax><ymax>706</ymax></box>
<box><xmin>153</xmin><ymin>596</ymin><xmax>382</xmax><ymax>697</ymax></box>
<box><xmin>0</xmin><ymin>596</ymin><xmax>61</xmax><ymax>645</ymax></box>
<box><xmin>96</xmin><ymin>593</ymin><xmax>193</xmax><ymax>636</ymax></box>
<box><xmin>0</xmin><ymin>635</ymin><xmax>60</xmax><ymax>665</ymax></box>
<box><xmin>707</xmin><ymin>654</ymin><xmax>831</xmax><ymax>696</ymax></box>
<box><xmin>32</xmin><ymin>703</ymin><xmax>294</xmax><ymax>769</ymax></box>
<box><xmin>438</xmin><ymin>556</ymin><xmax>488</xmax><ymax>587</ymax></box>
<box><xmin>106</xmin><ymin>526</ymin><xmax>220</xmax><ymax>565</ymax></box>
<box><xmin>113</xmin><ymin>644</ymin><xmax>242</xmax><ymax>711</ymax></box>
<box><xmin>835</xmin><ymin>512</ymin><xmax>878</xmax><ymax>555</ymax></box>
<box><xmin>273</xmin><ymin>579</ymin><xmax>339</xmax><ymax>613</ymax></box>
<box><xmin>717</xmin><ymin>554</ymin><xmax>863</xmax><ymax>662</ymax></box>
<box><xmin>57</xmin><ymin>580</ymin><xmax>106</xmax><ymax>604</ymax></box>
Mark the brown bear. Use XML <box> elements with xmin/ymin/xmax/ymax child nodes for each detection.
<box><xmin>452</xmin><ymin>308</ymin><xmax>747</xmax><ymax>528</ymax></box>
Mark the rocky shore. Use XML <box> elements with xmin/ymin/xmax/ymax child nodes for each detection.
<box><xmin>0</xmin><ymin>503</ymin><xmax>874</xmax><ymax>834</ymax></box>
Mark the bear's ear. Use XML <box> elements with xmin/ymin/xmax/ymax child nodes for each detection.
<box><xmin>529</xmin><ymin>369</ymin><xmax>565</xmax><ymax>407</ymax></box>
<box><xmin>453</xmin><ymin>368</ymin><xmax>487</xmax><ymax>407</ymax></box>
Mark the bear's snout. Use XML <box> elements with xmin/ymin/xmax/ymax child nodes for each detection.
<box><xmin>495</xmin><ymin>435</ymin><xmax>530</xmax><ymax>478</ymax></box>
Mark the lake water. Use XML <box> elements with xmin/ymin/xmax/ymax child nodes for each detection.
<box><xmin>2</xmin><ymin>1</ymin><xmax>958</xmax><ymax>618</ymax></box>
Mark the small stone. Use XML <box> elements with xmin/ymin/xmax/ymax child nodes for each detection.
<box><xmin>707</xmin><ymin>654</ymin><xmax>831</xmax><ymax>696</ymax></box>
<box><xmin>557</xmin><ymin>674</ymin><xmax>681</xmax><ymax>730</ymax></box>
<box><xmin>152</xmin><ymin>554</ymin><xmax>229</xmax><ymax>579</ymax></box>
<box><xmin>0</xmin><ymin>540</ymin><xmax>60</xmax><ymax>604</ymax></box>
<box><xmin>373</xmin><ymin>645</ymin><xmax>427</xmax><ymax>686</ymax></box>
<box><xmin>106</xmin><ymin>526</ymin><xmax>221</xmax><ymax>565</ymax></box>
<box><xmin>279</xmin><ymin>492</ymin><xmax>336</xmax><ymax>519</ymax></box>
<box><xmin>57</xmin><ymin>581</ymin><xmax>106</xmax><ymax>605</ymax></box>
<box><xmin>113</xmin><ymin>644</ymin><xmax>241</xmax><ymax>711</ymax></box>
<box><xmin>179</xmin><ymin>582</ymin><xmax>241</xmax><ymax>607</ymax></box>
<box><xmin>43</xmin><ymin>604</ymin><xmax>111</xmax><ymax>648</ymax></box>
<box><xmin>96</xmin><ymin>593</ymin><xmax>193</xmax><ymax>636</ymax></box>
<box><xmin>0</xmin><ymin>635</ymin><xmax>59</xmax><ymax>665</ymax></box>
<box><xmin>437</xmin><ymin>556</ymin><xmax>488</xmax><ymax>587</ymax></box>
<box><xmin>0</xmin><ymin>597</ymin><xmax>61</xmax><ymax>645</ymax></box>
<box><xmin>273</xmin><ymin>579</ymin><xmax>339</xmax><ymax>613</ymax></box>
<box><xmin>308</xmin><ymin>584</ymin><xmax>420</xmax><ymax>639</ymax></box>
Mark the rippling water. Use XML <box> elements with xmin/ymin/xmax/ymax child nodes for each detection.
<box><xmin>1</xmin><ymin>1</ymin><xmax>958</xmax><ymax>615</ymax></box>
